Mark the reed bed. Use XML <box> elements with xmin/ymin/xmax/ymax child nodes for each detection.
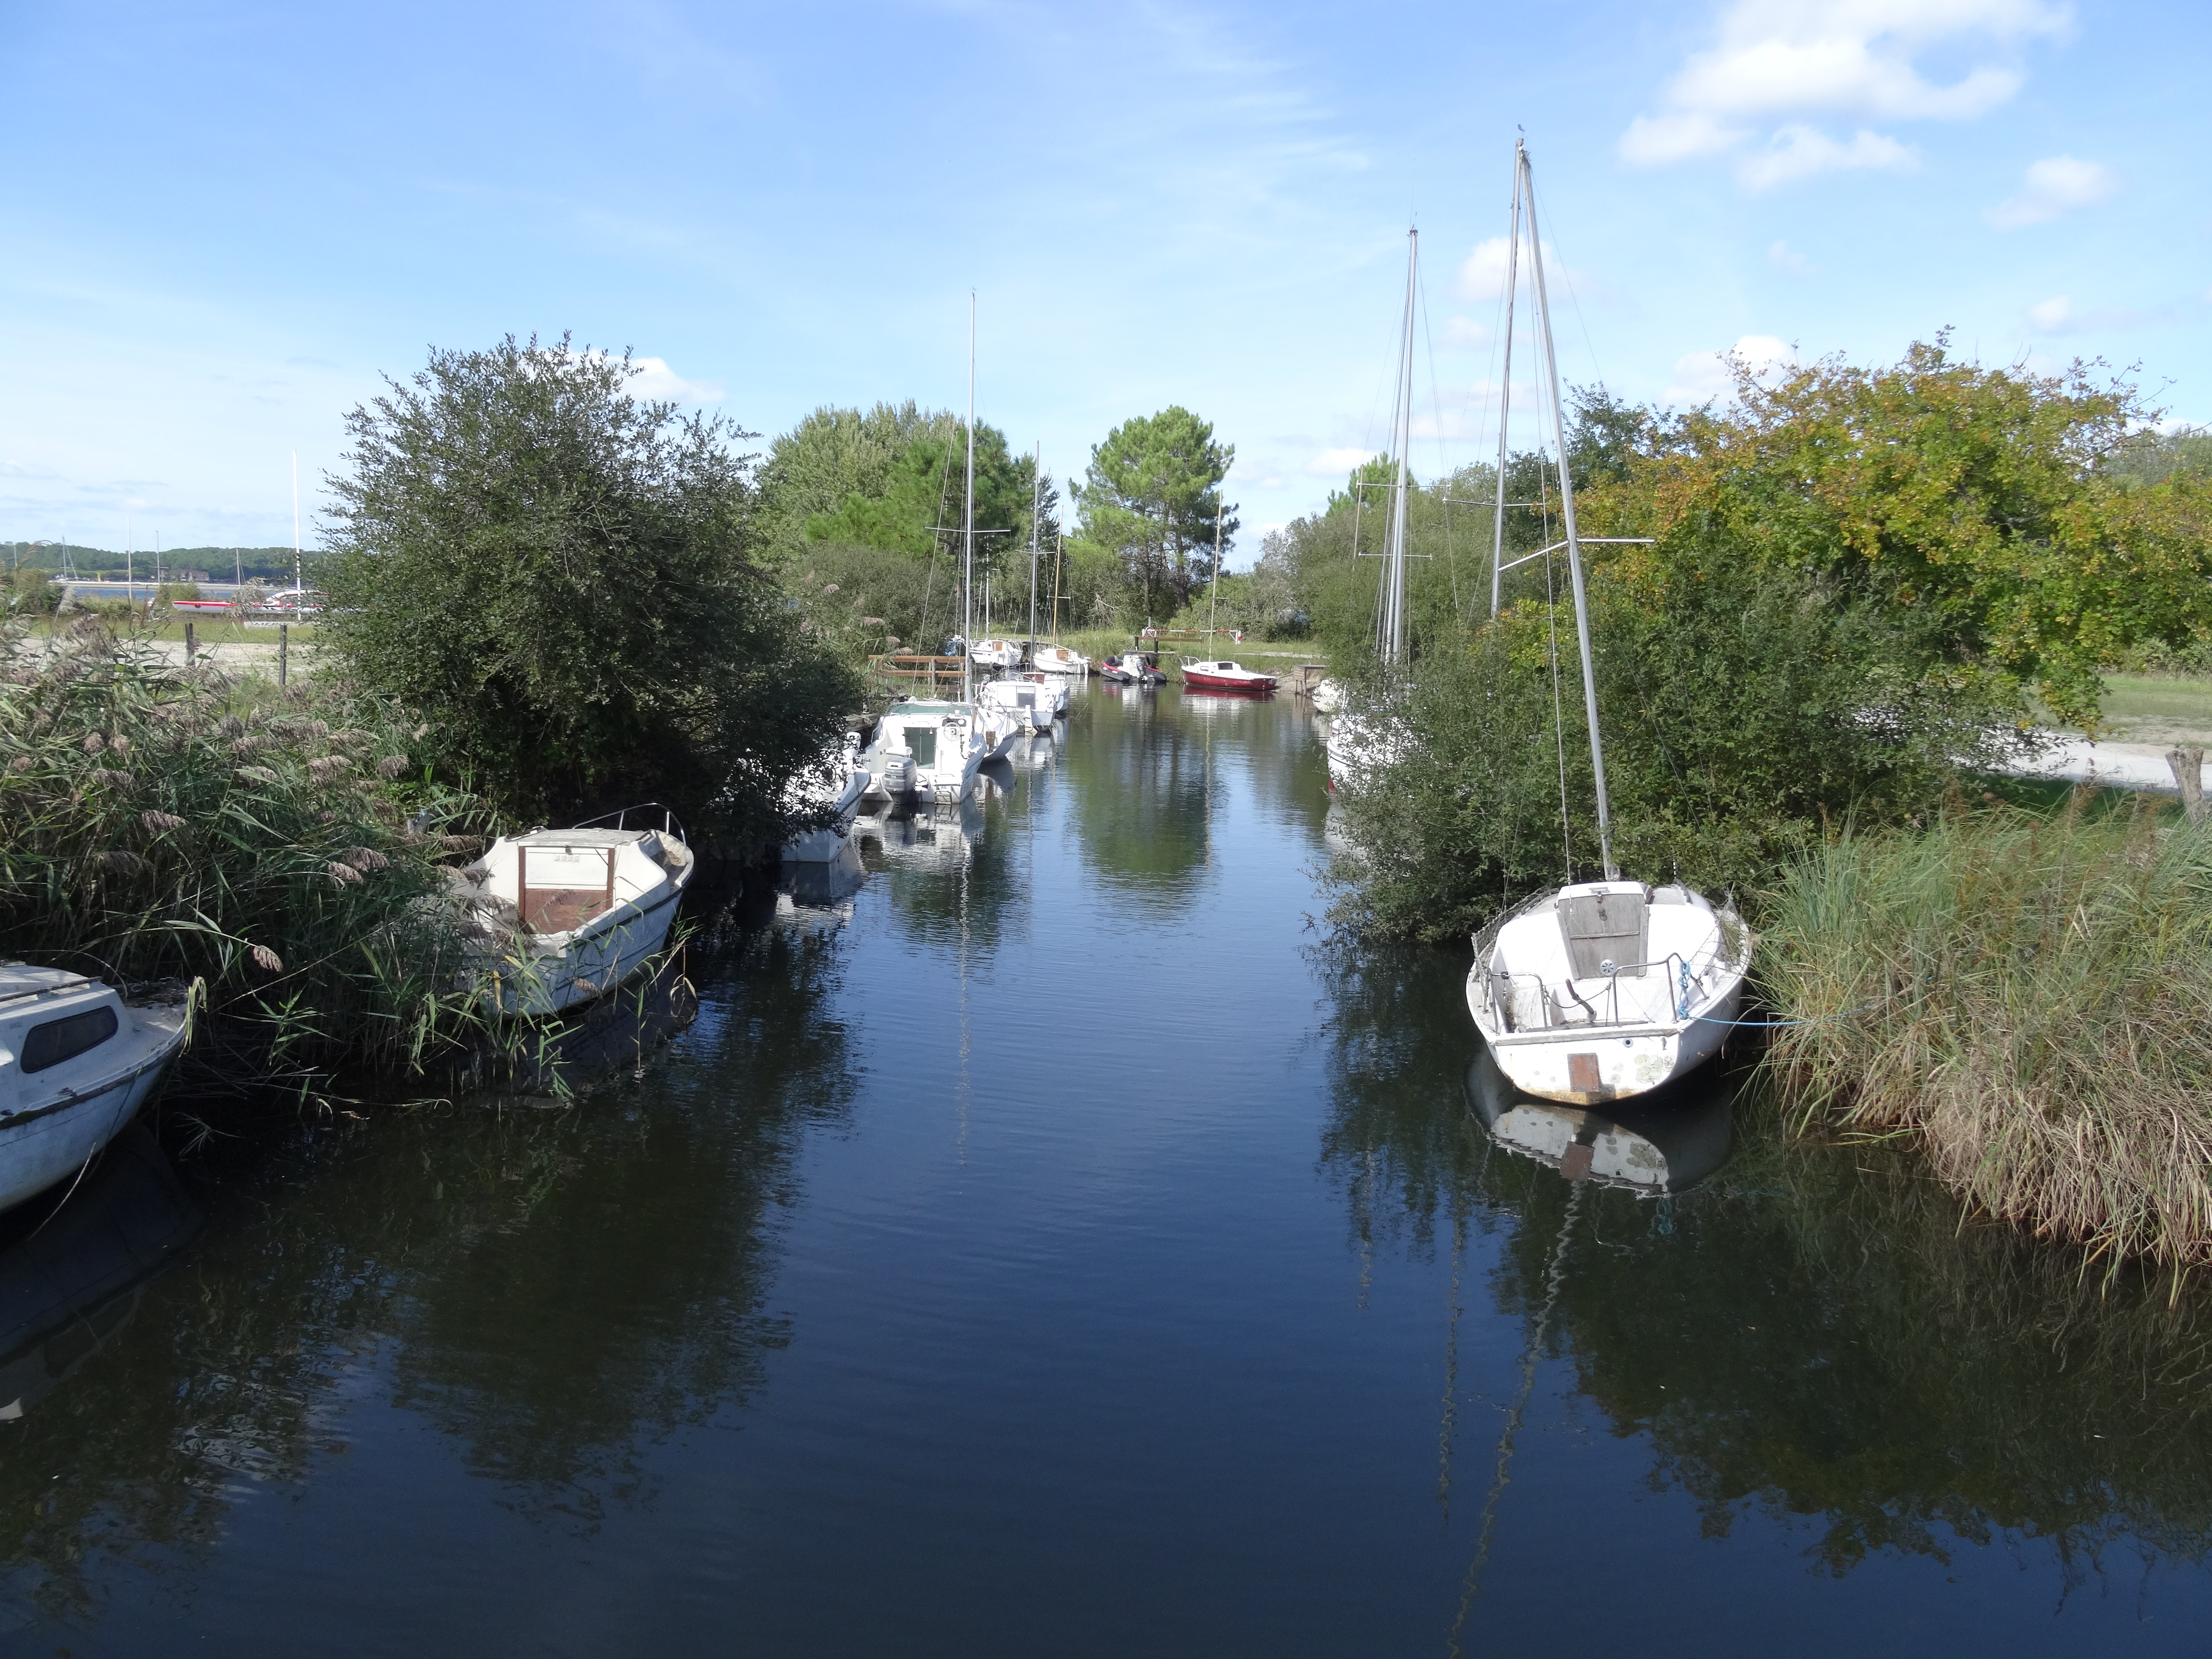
<box><xmin>0</xmin><ymin>618</ymin><xmax>497</xmax><ymax>1085</ymax></box>
<box><xmin>1759</xmin><ymin>797</ymin><xmax>2212</xmax><ymax>1279</ymax></box>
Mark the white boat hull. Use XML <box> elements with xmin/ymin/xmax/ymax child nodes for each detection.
<box><xmin>0</xmin><ymin>1013</ymin><xmax>186</xmax><ymax>1214</ymax></box>
<box><xmin>1465</xmin><ymin>880</ymin><xmax>1750</xmax><ymax>1106</ymax></box>
<box><xmin>483</xmin><ymin>891</ymin><xmax>684</xmax><ymax>1017</ymax></box>
<box><xmin>1467</xmin><ymin>978</ymin><xmax>1743</xmax><ymax>1104</ymax></box>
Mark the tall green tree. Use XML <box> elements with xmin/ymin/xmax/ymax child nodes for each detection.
<box><xmin>1077</xmin><ymin>407</ymin><xmax>1236</xmax><ymax>621</ymax></box>
<box><xmin>319</xmin><ymin>335</ymin><xmax>856</xmax><ymax>844</ymax></box>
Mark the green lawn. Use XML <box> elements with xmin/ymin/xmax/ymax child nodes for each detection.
<box><xmin>2084</xmin><ymin>675</ymin><xmax>2212</xmax><ymax>746</ymax></box>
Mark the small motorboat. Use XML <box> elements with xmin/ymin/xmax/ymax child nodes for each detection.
<box><xmin>1099</xmin><ymin>652</ymin><xmax>1167</xmax><ymax>686</ymax></box>
<box><xmin>1018</xmin><ymin>671</ymin><xmax>1070</xmax><ymax>719</ymax></box>
<box><xmin>872</xmin><ymin>699</ymin><xmax>991</xmax><ymax>800</ymax></box>
<box><xmin>970</xmin><ymin>637</ymin><xmax>1024</xmax><ymax>669</ymax></box>
<box><xmin>1465</xmin><ymin>882</ymin><xmax>1751</xmax><ymax>1105</ymax></box>
<box><xmin>455</xmin><ymin>811</ymin><xmax>696</xmax><ymax>1016</ymax></box>
<box><xmin>779</xmin><ymin>745</ymin><xmax>873</xmax><ymax>865</ymax></box>
<box><xmin>1029</xmin><ymin>644</ymin><xmax>1090</xmax><ymax>676</ymax></box>
<box><xmin>0</xmin><ymin>967</ymin><xmax>190</xmax><ymax>1216</ymax></box>
<box><xmin>1179</xmin><ymin>659</ymin><xmax>1276</xmax><ymax>694</ymax></box>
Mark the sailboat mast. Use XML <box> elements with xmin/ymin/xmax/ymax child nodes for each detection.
<box><xmin>291</xmin><ymin>450</ymin><xmax>302</xmax><ymax>594</ymax></box>
<box><xmin>1027</xmin><ymin>440</ymin><xmax>1041</xmax><ymax>653</ymax></box>
<box><xmin>1208</xmin><ymin>499</ymin><xmax>1223</xmax><ymax>637</ymax></box>
<box><xmin>963</xmin><ymin>292</ymin><xmax>975</xmax><ymax>706</ymax></box>
<box><xmin>1382</xmin><ymin>227</ymin><xmax>1417</xmax><ymax>665</ymax></box>
<box><xmin>1489</xmin><ymin>160</ymin><xmax>1524</xmax><ymax>620</ymax></box>
<box><xmin>1520</xmin><ymin>141</ymin><xmax>1616</xmax><ymax>880</ymax></box>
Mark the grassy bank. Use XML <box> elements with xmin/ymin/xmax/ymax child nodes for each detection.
<box><xmin>1758</xmin><ymin>797</ymin><xmax>2212</xmax><ymax>1282</ymax></box>
<box><xmin>0</xmin><ymin>621</ymin><xmax>495</xmax><ymax>1092</ymax></box>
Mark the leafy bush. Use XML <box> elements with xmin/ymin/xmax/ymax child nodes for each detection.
<box><xmin>319</xmin><ymin>336</ymin><xmax>859</xmax><ymax>847</ymax></box>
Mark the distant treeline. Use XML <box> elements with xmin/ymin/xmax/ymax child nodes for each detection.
<box><xmin>0</xmin><ymin>543</ymin><xmax>313</xmax><ymax>582</ymax></box>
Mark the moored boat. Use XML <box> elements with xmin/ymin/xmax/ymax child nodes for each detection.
<box><xmin>1029</xmin><ymin>644</ymin><xmax>1089</xmax><ymax>676</ymax></box>
<box><xmin>872</xmin><ymin>699</ymin><xmax>991</xmax><ymax>799</ymax></box>
<box><xmin>1466</xmin><ymin>882</ymin><xmax>1749</xmax><ymax>1104</ymax></box>
<box><xmin>1462</xmin><ymin>140</ymin><xmax>1747</xmax><ymax>1106</ymax></box>
<box><xmin>454</xmin><ymin>810</ymin><xmax>696</xmax><ymax>1016</ymax></box>
<box><xmin>1100</xmin><ymin>652</ymin><xmax>1167</xmax><ymax>685</ymax></box>
<box><xmin>0</xmin><ymin>968</ymin><xmax>189</xmax><ymax>1216</ymax></box>
<box><xmin>970</xmin><ymin>637</ymin><xmax>1023</xmax><ymax>669</ymax></box>
<box><xmin>979</xmin><ymin>676</ymin><xmax>1054</xmax><ymax>733</ymax></box>
<box><xmin>1179</xmin><ymin>658</ymin><xmax>1276</xmax><ymax>694</ymax></box>
<box><xmin>779</xmin><ymin>752</ymin><xmax>873</xmax><ymax>864</ymax></box>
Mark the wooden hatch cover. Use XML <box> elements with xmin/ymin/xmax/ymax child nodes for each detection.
<box><xmin>516</xmin><ymin>844</ymin><xmax>619</xmax><ymax>935</ymax></box>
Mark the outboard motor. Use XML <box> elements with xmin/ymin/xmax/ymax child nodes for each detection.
<box><xmin>879</xmin><ymin>754</ymin><xmax>918</xmax><ymax>797</ymax></box>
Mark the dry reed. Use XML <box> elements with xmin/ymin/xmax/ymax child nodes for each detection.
<box><xmin>0</xmin><ymin>618</ymin><xmax>496</xmax><ymax>1081</ymax></box>
<box><xmin>1760</xmin><ymin>795</ymin><xmax>2212</xmax><ymax>1278</ymax></box>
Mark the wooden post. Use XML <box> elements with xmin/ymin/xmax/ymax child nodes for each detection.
<box><xmin>278</xmin><ymin>623</ymin><xmax>288</xmax><ymax>687</ymax></box>
<box><xmin>183</xmin><ymin>621</ymin><xmax>196</xmax><ymax>661</ymax></box>
<box><xmin>2168</xmin><ymin>747</ymin><xmax>2206</xmax><ymax>825</ymax></box>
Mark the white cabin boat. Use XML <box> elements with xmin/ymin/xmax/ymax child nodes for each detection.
<box><xmin>0</xmin><ymin>967</ymin><xmax>189</xmax><ymax>1215</ymax></box>
<box><xmin>1466</xmin><ymin>882</ymin><xmax>1749</xmax><ymax>1103</ymax></box>
<box><xmin>970</xmin><ymin>637</ymin><xmax>1023</xmax><ymax>669</ymax></box>
<box><xmin>874</xmin><ymin>699</ymin><xmax>992</xmax><ymax>800</ymax></box>
<box><xmin>979</xmin><ymin>676</ymin><xmax>1057</xmax><ymax>733</ymax></box>
<box><xmin>457</xmin><ymin>817</ymin><xmax>696</xmax><ymax>1016</ymax></box>
<box><xmin>1029</xmin><ymin>644</ymin><xmax>1090</xmax><ymax>676</ymax></box>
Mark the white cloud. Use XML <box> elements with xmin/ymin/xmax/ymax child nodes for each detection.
<box><xmin>1302</xmin><ymin>447</ymin><xmax>1376</xmax><ymax>478</ymax></box>
<box><xmin>626</xmin><ymin>356</ymin><xmax>725</xmax><ymax>403</ymax></box>
<box><xmin>1738</xmin><ymin>124</ymin><xmax>1916</xmax><ymax>189</ymax></box>
<box><xmin>1768</xmin><ymin>239</ymin><xmax>1815</xmax><ymax>276</ymax></box>
<box><xmin>2026</xmin><ymin>292</ymin><xmax>2200</xmax><ymax>333</ymax></box>
<box><xmin>1662</xmin><ymin>335</ymin><xmax>1797</xmax><ymax>405</ymax></box>
<box><xmin>1987</xmin><ymin>155</ymin><xmax>2120</xmax><ymax>229</ymax></box>
<box><xmin>1455</xmin><ymin>236</ymin><xmax>1595</xmax><ymax>303</ymax></box>
<box><xmin>1442</xmin><ymin>316</ymin><xmax>1491</xmax><ymax>349</ymax></box>
<box><xmin>1621</xmin><ymin>0</ymin><xmax>2068</xmax><ymax>187</ymax></box>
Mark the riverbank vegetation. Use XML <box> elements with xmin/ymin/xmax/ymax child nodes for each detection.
<box><xmin>1315</xmin><ymin>337</ymin><xmax>2212</xmax><ymax>1273</ymax></box>
<box><xmin>0</xmin><ymin>622</ymin><xmax>491</xmax><ymax>1085</ymax></box>
<box><xmin>1760</xmin><ymin>800</ymin><xmax>2212</xmax><ymax>1279</ymax></box>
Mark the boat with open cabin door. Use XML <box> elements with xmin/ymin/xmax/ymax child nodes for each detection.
<box><xmin>453</xmin><ymin>807</ymin><xmax>696</xmax><ymax>1017</ymax></box>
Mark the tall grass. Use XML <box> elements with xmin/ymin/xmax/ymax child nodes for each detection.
<box><xmin>0</xmin><ymin>618</ymin><xmax>496</xmax><ymax>1085</ymax></box>
<box><xmin>1759</xmin><ymin>797</ymin><xmax>2212</xmax><ymax>1278</ymax></box>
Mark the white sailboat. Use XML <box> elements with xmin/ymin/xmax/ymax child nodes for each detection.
<box><xmin>1463</xmin><ymin>140</ymin><xmax>1749</xmax><ymax>1105</ymax></box>
<box><xmin>1324</xmin><ymin>226</ymin><xmax>1421</xmax><ymax>791</ymax></box>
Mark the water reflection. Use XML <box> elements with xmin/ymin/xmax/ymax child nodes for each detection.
<box><xmin>1060</xmin><ymin>692</ymin><xmax>1216</xmax><ymax>899</ymax></box>
<box><xmin>0</xmin><ymin>897</ymin><xmax>860</xmax><ymax>1614</ymax></box>
<box><xmin>1315</xmin><ymin>936</ymin><xmax>2212</xmax><ymax>1589</ymax></box>
<box><xmin>1466</xmin><ymin>1043</ymin><xmax>1732</xmax><ymax>1195</ymax></box>
<box><xmin>0</xmin><ymin>1126</ymin><xmax>201</xmax><ymax>1423</ymax></box>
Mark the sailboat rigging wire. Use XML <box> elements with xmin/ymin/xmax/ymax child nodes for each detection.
<box><xmin>1416</xmin><ymin>267</ymin><xmax>1463</xmax><ymax>621</ymax></box>
<box><xmin>1447</xmin><ymin>1179</ymin><xmax>1585</xmax><ymax>1659</ymax></box>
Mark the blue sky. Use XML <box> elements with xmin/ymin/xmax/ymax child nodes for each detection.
<box><xmin>1</xmin><ymin>0</ymin><xmax>2203</xmax><ymax>563</ymax></box>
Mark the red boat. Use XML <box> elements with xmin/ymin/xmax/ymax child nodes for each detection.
<box><xmin>1179</xmin><ymin>659</ymin><xmax>1276</xmax><ymax>694</ymax></box>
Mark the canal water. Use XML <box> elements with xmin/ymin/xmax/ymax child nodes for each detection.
<box><xmin>4</xmin><ymin>686</ymin><xmax>2211</xmax><ymax>1654</ymax></box>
